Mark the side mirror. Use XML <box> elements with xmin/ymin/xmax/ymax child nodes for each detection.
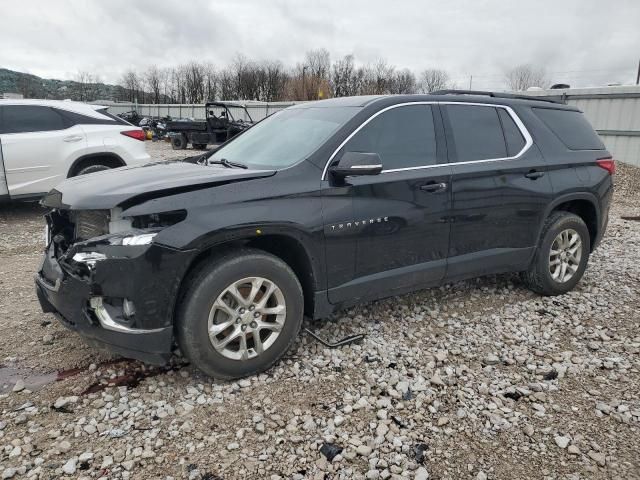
<box><xmin>329</xmin><ymin>151</ymin><xmax>383</xmax><ymax>178</ymax></box>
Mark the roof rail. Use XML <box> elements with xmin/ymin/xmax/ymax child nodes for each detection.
<box><xmin>430</xmin><ymin>89</ymin><xmax>565</xmax><ymax>104</ymax></box>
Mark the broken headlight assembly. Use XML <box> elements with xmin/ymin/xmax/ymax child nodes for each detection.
<box><xmin>102</xmin><ymin>209</ymin><xmax>186</xmax><ymax>246</ymax></box>
<box><xmin>69</xmin><ymin>209</ymin><xmax>186</xmax><ymax>267</ymax></box>
<box><xmin>105</xmin><ymin>231</ymin><xmax>159</xmax><ymax>246</ymax></box>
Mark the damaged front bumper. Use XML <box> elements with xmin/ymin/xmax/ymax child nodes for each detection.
<box><xmin>35</xmin><ymin>235</ymin><xmax>196</xmax><ymax>365</ymax></box>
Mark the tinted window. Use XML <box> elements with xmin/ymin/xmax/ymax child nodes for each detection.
<box><xmin>498</xmin><ymin>108</ymin><xmax>526</xmax><ymax>156</ymax></box>
<box><xmin>533</xmin><ymin>107</ymin><xmax>604</xmax><ymax>150</ymax></box>
<box><xmin>343</xmin><ymin>105</ymin><xmax>437</xmax><ymax>169</ymax></box>
<box><xmin>57</xmin><ymin>108</ymin><xmax>121</xmax><ymax>126</ymax></box>
<box><xmin>446</xmin><ymin>105</ymin><xmax>507</xmax><ymax>162</ymax></box>
<box><xmin>1</xmin><ymin>105</ymin><xmax>67</xmax><ymax>134</ymax></box>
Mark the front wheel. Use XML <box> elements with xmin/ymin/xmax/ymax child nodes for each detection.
<box><xmin>522</xmin><ymin>212</ymin><xmax>590</xmax><ymax>295</ymax></box>
<box><xmin>176</xmin><ymin>249</ymin><xmax>303</xmax><ymax>379</ymax></box>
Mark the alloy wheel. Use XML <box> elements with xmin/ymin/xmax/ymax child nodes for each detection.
<box><xmin>207</xmin><ymin>277</ymin><xmax>286</xmax><ymax>360</ymax></box>
<box><xmin>549</xmin><ymin>228</ymin><xmax>582</xmax><ymax>283</ymax></box>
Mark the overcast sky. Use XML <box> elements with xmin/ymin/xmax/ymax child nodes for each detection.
<box><xmin>1</xmin><ymin>0</ymin><xmax>638</xmax><ymax>89</ymax></box>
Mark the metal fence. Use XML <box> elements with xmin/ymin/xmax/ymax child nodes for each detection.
<box><xmin>104</xmin><ymin>102</ymin><xmax>299</xmax><ymax>122</ymax></box>
<box><xmin>526</xmin><ymin>86</ymin><xmax>640</xmax><ymax>167</ymax></box>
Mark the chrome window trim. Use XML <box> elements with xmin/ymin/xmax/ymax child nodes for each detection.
<box><xmin>321</xmin><ymin>101</ymin><xmax>533</xmax><ymax>180</ymax></box>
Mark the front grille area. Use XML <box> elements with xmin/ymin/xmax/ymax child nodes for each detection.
<box><xmin>73</xmin><ymin>210</ymin><xmax>110</xmax><ymax>241</ymax></box>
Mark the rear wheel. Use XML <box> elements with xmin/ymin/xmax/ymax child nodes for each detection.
<box><xmin>192</xmin><ymin>143</ymin><xmax>208</xmax><ymax>150</ymax></box>
<box><xmin>171</xmin><ymin>134</ymin><xmax>188</xmax><ymax>150</ymax></box>
<box><xmin>176</xmin><ymin>249</ymin><xmax>303</xmax><ymax>379</ymax></box>
<box><xmin>75</xmin><ymin>163</ymin><xmax>111</xmax><ymax>176</ymax></box>
<box><xmin>522</xmin><ymin>212</ymin><xmax>590</xmax><ymax>295</ymax></box>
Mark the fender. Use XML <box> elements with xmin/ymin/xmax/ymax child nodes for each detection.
<box><xmin>67</xmin><ymin>152</ymin><xmax>126</xmax><ymax>177</ymax></box>
<box><xmin>182</xmin><ymin>221</ymin><xmax>325</xmax><ymax>289</ymax></box>
<box><xmin>536</xmin><ymin>191</ymin><xmax>600</xmax><ymax>244</ymax></box>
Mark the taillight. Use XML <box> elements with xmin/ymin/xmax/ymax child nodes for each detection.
<box><xmin>596</xmin><ymin>158</ymin><xmax>615</xmax><ymax>175</ymax></box>
<box><xmin>120</xmin><ymin>129</ymin><xmax>146</xmax><ymax>141</ymax></box>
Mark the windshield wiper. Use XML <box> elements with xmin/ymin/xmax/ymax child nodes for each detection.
<box><xmin>208</xmin><ymin>158</ymin><xmax>248</xmax><ymax>169</ymax></box>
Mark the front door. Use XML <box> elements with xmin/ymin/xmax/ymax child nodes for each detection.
<box><xmin>324</xmin><ymin>103</ymin><xmax>452</xmax><ymax>304</ymax></box>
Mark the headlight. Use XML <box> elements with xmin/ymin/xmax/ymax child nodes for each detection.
<box><xmin>108</xmin><ymin>232</ymin><xmax>157</xmax><ymax>246</ymax></box>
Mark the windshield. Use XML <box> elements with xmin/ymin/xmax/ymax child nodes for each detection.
<box><xmin>209</xmin><ymin>106</ymin><xmax>360</xmax><ymax>169</ymax></box>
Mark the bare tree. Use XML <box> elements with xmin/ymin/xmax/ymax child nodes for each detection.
<box><xmin>218</xmin><ymin>69</ymin><xmax>235</xmax><ymax>100</ymax></box>
<box><xmin>357</xmin><ymin>59</ymin><xmax>395</xmax><ymax>95</ymax></box>
<box><xmin>121</xmin><ymin>70</ymin><xmax>139</xmax><ymax>103</ymax></box>
<box><xmin>418</xmin><ymin>69</ymin><xmax>450</xmax><ymax>93</ymax></box>
<box><xmin>74</xmin><ymin>71</ymin><xmax>98</xmax><ymax>101</ymax></box>
<box><xmin>202</xmin><ymin>63</ymin><xmax>218</xmax><ymax>101</ymax></box>
<box><xmin>331</xmin><ymin>54</ymin><xmax>362</xmax><ymax>97</ymax></box>
<box><xmin>505</xmin><ymin>64</ymin><xmax>549</xmax><ymax>91</ymax></box>
<box><xmin>260</xmin><ymin>61</ymin><xmax>288</xmax><ymax>101</ymax></box>
<box><xmin>159</xmin><ymin>67</ymin><xmax>171</xmax><ymax>103</ymax></box>
<box><xmin>183</xmin><ymin>62</ymin><xmax>206</xmax><ymax>103</ymax></box>
<box><xmin>390</xmin><ymin>69</ymin><xmax>417</xmax><ymax>94</ymax></box>
<box><xmin>145</xmin><ymin>66</ymin><xmax>162</xmax><ymax>103</ymax></box>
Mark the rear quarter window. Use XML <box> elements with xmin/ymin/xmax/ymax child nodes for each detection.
<box><xmin>533</xmin><ymin>107</ymin><xmax>604</xmax><ymax>150</ymax></box>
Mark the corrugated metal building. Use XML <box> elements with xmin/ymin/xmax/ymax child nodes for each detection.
<box><xmin>526</xmin><ymin>86</ymin><xmax>640</xmax><ymax>167</ymax></box>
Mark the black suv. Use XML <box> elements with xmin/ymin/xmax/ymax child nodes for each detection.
<box><xmin>36</xmin><ymin>91</ymin><xmax>614</xmax><ymax>379</ymax></box>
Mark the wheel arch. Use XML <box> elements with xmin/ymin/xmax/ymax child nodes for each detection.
<box><xmin>68</xmin><ymin>152</ymin><xmax>126</xmax><ymax>177</ymax></box>
<box><xmin>174</xmin><ymin>231</ymin><xmax>323</xmax><ymax>320</ymax></box>
<box><xmin>543</xmin><ymin>193</ymin><xmax>600</xmax><ymax>251</ymax></box>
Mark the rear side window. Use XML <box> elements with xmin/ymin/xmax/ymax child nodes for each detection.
<box><xmin>445</xmin><ymin>105</ymin><xmax>507</xmax><ymax>162</ymax></box>
<box><xmin>96</xmin><ymin>108</ymin><xmax>130</xmax><ymax>125</ymax></box>
<box><xmin>0</xmin><ymin>105</ymin><xmax>67</xmax><ymax>134</ymax></box>
<box><xmin>56</xmin><ymin>108</ymin><xmax>121</xmax><ymax>126</ymax></box>
<box><xmin>533</xmin><ymin>108</ymin><xmax>604</xmax><ymax>150</ymax></box>
<box><xmin>498</xmin><ymin>108</ymin><xmax>526</xmax><ymax>156</ymax></box>
<box><xmin>344</xmin><ymin>105</ymin><xmax>437</xmax><ymax>169</ymax></box>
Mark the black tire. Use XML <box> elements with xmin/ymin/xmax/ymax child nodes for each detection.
<box><xmin>176</xmin><ymin>249</ymin><xmax>303</xmax><ymax>379</ymax></box>
<box><xmin>192</xmin><ymin>143</ymin><xmax>208</xmax><ymax>150</ymax></box>
<box><xmin>521</xmin><ymin>212</ymin><xmax>590</xmax><ymax>296</ymax></box>
<box><xmin>171</xmin><ymin>134</ymin><xmax>188</xmax><ymax>150</ymax></box>
<box><xmin>75</xmin><ymin>163</ymin><xmax>111</xmax><ymax>176</ymax></box>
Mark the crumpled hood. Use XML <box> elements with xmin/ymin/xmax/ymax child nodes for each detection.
<box><xmin>42</xmin><ymin>161</ymin><xmax>276</xmax><ymax>210</ymax></box>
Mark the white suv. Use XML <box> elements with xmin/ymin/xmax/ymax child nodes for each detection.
<box><xmin>0</xmin><ymin>100</ymin><xmax>151</xmax><ymax>200</ymax></box>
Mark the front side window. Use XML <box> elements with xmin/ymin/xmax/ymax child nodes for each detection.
<box><xmin>209</xmin><ymin>106</ymin><xmax>359</xmax><ymax>169</ymax></box>
<box><xmin>0</xmin><ymin>105</ymin><xmax>68</xmax><ymax>134</ymax></box>
<box><xmin>445</xmin><ymin>105</ymin><xmax>508</xmax><ymax>162</ymax></box>
<box><xmin>342</xmin><ymin>105</ymin><xmax>437</xmax><ymax>170</ymax></box>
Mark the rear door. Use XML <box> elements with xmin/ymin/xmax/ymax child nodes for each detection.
<box><xmin>441</xmin><ymin>103</ymin><xmax>554</xmax><ymax>281</ymax></box>
<box><xmin>325</xmin><ymin>103</ymin><xmax>452</xmax><ymax>304</ymax></box>
<box><xmin>0</xmin><ymin>105</ymin><xmax>86</xmax><ymax>196</ymax></box>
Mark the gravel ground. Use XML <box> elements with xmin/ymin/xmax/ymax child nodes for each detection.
<box><xmin>0</xmin><ymin>142</ymin><xmax>639</xmax><ymax>480</ymax></box>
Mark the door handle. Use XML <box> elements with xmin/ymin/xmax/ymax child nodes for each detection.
<box><xmin>63</xmin><ymin>135</ymin><xmax>83</xmax><ymax>143</ymax></box>
<box><xmin>525</xmin><ymin>170</ymin><xmax>545</xmax><ymax>180</ymax></box>
<box><xmin>420</xmin><ymin>182</ymin><xmax>447</xmax><ymax>193</ymax></box>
